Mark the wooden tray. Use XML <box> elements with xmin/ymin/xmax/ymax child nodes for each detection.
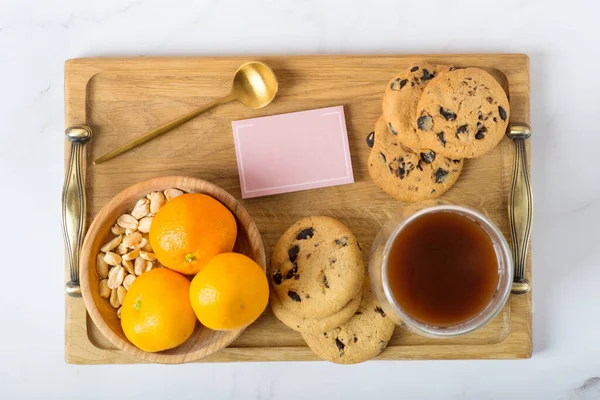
<box><xmin>64</xmin><ymin>54</ymin><xmax>531</xmax><ymax>364</ymax></box>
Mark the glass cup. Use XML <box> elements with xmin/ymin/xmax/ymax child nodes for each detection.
<box><xmin>369</xmin><ymin>200</ymin><xmax>513</xmax><ymax>338</ymax></box>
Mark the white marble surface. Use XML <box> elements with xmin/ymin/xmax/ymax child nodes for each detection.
<box><xmin>1</xmin><ymin>0</ymin><xmax>599</xmax><ymax>398</ymax></box>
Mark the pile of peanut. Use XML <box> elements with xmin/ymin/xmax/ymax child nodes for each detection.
<box><xmin>96</xmin><ymin>188</ymin><xmax>184</xmax><ymax>318</ymax></box>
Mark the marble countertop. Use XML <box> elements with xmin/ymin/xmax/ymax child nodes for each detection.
<box><xmin>2</xmin><ymin>0</ymin><xmax>600</xmax><ymax>398</ymax></box>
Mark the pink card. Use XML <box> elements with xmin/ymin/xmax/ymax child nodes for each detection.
<box><xmin>232</xmin><ymin>106</ymin><xmax>354</xmax><ymax>199</ymax></box>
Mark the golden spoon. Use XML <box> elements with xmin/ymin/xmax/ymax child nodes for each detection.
<box><xmin>93</xmin><ymin>61</ymin><xmax>278</xmax><ymax>165</ymax></box>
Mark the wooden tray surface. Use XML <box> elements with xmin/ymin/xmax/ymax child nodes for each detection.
<box><xmin>64</xmin><ymin>54</ymin><xmax>531</xmax><ymax>364</ymax></box>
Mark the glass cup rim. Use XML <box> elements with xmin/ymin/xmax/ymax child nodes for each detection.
<box><xmin>380</xmin><ymin>204</ymin><xmax>514</xmax><ymax>338</ymax></box>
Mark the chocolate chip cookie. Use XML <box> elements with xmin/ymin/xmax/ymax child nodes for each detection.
<box><xmin>301</xmin><ymin>278</ymin><xmax>396</xmax><ymax>364</ymax></box>
<box><xmin>270</xmin><ymin>216</ymin><xmax>364</xmax><ymax>319</ymax></box>
<box><xmin>368</xmin><ymin>117</ymin><xmax>464</xmax><ymax>202</ymax></box>
<box><xmin>270</xmin><ymin>289</ymin><xmax>362</xmax><ymax>334</ymax></box>
<box><xmin>382</xmin><ymin>63</ymin><xmax>452</xmax><ymax>143</ymax></box>
<box><xmin>413</xmin><ymin>67</ymin><xmax>510</xmax><ymax>158</ymax></box>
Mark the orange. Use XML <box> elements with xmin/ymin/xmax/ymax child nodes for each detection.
<box><xmin>149</xmin><ymin>193</ymin><xmax>237</xmax><ymax>275</ymax></box>
<box><xmin>121</xmin><ymin>268</ymin><xmax>196</xmax><ymax>352</ymax></box>
<box><xmin>189</xmin><ymin>253</ymin><xmax>268</xmax><ymax>331</ymax></box>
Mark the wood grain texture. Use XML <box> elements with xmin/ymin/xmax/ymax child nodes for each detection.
<box><xmin>64</xmin><ymin>54</ymin><xmax>531</xmax><ymax>364</ymax></box>
<box><xmin>79</xmin><ymin>176</ymin><xmax>266</xmax><ymax>364</ymax></box>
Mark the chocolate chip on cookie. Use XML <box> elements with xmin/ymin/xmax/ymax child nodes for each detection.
<box><xmin>272</xmin><ymin>269</ymin><xmax>283</xmax><ymax>285</ymax></box>
<box><xmin>420</xmin><ymin>150</ymin><xmax>436</xmax><ymax>163</ymax></box>
<box><xmin>434</xmin><ymin>168</ymin><xmax>449</xmax><ymax>184</ymax></box>
<box><xmin>421</xmin><ymin>68</ymin><xmax>435</xmax><ymax>81</ymax></box>
<box><xmin>288</xmin><ymin>245</ymin><xmax>300</xmax><ymax>263</ymax></box>
<box><xmin>296</xmin><ymin>227</ymin><xmax>315</xmax><ymax>241</ymax></box>
<box><xmin>498</xmin><ymin>106</ymin><xmax>507</xmax><ymax>121</ymax></box>
<box><xmin>390</xmin><ymin>78</ymin><xmax>408</xmax><ymax>91</ymax></box>
<box><xmin>439</xmin><ymin>107</ymin><xmax>457</xmax><ymax>121</ymax></box>
<box><xmin>437</xmin><ymin>132</ymin><xmax>447</xmax><ymax>147</ymax></box>
<box><xmin>288</xmin><ymin>291</ymin><xmax>301</xmax><ymax>302</ymax></box>
<box><xmin>417</xmin><ymin>115</ymin><xmax>433</xmax><ymax>131</ymax></box>
<box><xmin>366</xmin><ymin>131</ymin><xmax>375</xmax><ymax>148</ymax></box>
<box><xmin>335</xmin><ymin>237</ymin><xmax>349</xmax><ymax>247</ymax></box>
<box><xmin>475</xmin><ymin>127</ymin><xmax>486</xmax><ymax>140</ymax></box>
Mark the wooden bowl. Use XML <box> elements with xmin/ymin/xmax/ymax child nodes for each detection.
<box><xmin>79</xmin><ymin>176</ymin><xmax>266</xmax><ymax>364</ymax></box>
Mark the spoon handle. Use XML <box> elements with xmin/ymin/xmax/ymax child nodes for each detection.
<box><xmin>508</xmin><ymin>124</ymin><xmax>533</xmax><ymax>295</ymax></box>
<box><xmin>94</xmin><ymin>94</ymin><xmax>235</xmax><ymax>165</ymax></box>
<box><xmin>62</xmin><ymin>125</ymin><xmax>93</xmax><ymax>297</ymax></box>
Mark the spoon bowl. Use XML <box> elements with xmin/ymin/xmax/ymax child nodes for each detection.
<box><xmin>231</xmin><ymin>61</ymin><xmax>278</xmax><ymax>109</ymax></box>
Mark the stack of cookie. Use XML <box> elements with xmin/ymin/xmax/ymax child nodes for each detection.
<box><xmin>368</xmin><ymin>63</ymin><xmax>510</xmax><ymax>202</ymax></box>
<box><xmin>269</xmin><ymin>216</ymin><xmax>395</xmax><ymax>364</ymax></box>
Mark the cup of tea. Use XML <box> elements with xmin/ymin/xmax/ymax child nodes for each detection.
<box><xmin>369</xmin><ymin>200</ymin><xmax>513</xmax><ymax>338</ymax></box>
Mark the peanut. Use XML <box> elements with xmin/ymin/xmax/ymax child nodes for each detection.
<box><xmin>131</xmin><ymin>198</ymin><xmax>150</xmax><ymax>219</ymax></box>
<box><xmin>104</xmin><ymin>251</ymin><xmax>122</xmax><ymax>266</ymax></box>
<box><xmin>117</xmin><ymin>214</ymin><xmax>138</xmax><ymax>230</ymax></box>
<box><xmin>123</xmin><ymin>231</ymin><xmax>142</xmax><ymax>248</ymax></box>
<box><xmin>117</xmin><ymin>286</ymin><xmax>127</xmax><ymax>305</ymax></box>
<box><xmin>96</xmin><ymin>253</ymin><xmax>109</xmax><ymax>278</ymax></box>
<box><xmin>111</xmin><ymin>224</ymin><xmax>126</xmax><ymax>235</ymax></box>
<box><xmin>123</xmin><ymin>274</ymin><xmax>136</xmax><ymax>290</ymax></box>
<box><xmin>145</xmin><ymin>261</ymin><xmax>154</xmax><ymax>272</ymax></box>
<box><xmin>139</xmin><ymin>251</ymin><xmax>156</xmax><ymax>261</ymax></box>
<box><xmin>135</xmin><ymin>237</ymin><xmax>148</xmax><ymax>250</ymax></box>
<box><xmin>109</xmin><ymin>288</ymin><xmax>120</xmax><ymax>308</ymax></box>
<box><xmin>122</xmin><ymin>259</ymin><xmax>134</xmax><ymax>274</ymax></box>
<box><xmin>115</xmin><ymin>243</ymin><xmax>128</xmax><ymax>255</ymax></box>
<box><xmin>142</xmin><ymin>239</ymin><xmax>153</xmax><ymax>252</ymax></box>
<box><xmin>122</xmin><ymin>248</ymin><xmax>140</xmax><ymax>261</ymax></box>
<box><xmin>134</xmin><ymin>257</ymin><xmax>145</xmax><ymax>276</ymax></box>
<box><xmin>100</xmin><ymin>235</ymin><xmax>122</xmax><ymax>253</ymax></box>
<box><xmin>108</xmin><ymin>265</ymin><xmax>125</xmax><ymax>289</ymax></box>
<box><xmin>164</xmin><ymin>188</ymin><xmax>183</xmax><ymax>202</ymax></box>
<box><xmin>99</xmin><ymin>279</ymin><xmax>110</xmax><ymax>298</ymax></box>
<box><xmin>149</xmin><ymin>192</ymin><xmax>165</xmax><ymax>214</ymax></box>
<box><xmin>137</xmin><ymin>216</ymin><xmax>153</xmax><ymax>233</ymax></box>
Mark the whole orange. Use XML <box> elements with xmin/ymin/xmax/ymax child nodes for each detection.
<box><xmin>149</xmin><ymin>193</ymin><xmax>237</xmax><ymax>275</ymax></box>
<box><xmin>121</xmin><ymin>268</ymin><xmax>196</xmax><ymax>353</ymax></box>
<box><xmin>189</xmin><ymin>253</ymin><xmax>268</xmax><ymax>331</ymax></box>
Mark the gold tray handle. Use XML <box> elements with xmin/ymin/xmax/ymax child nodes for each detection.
<box><xmin>62</xmin><ymin>125</ymin><xmax>93</xmax><ymax>297</ymax></box>
<box><xmin>507</xmin><ymin>123</ymin><xmax>533</xmax><ymax>295</ymax></box>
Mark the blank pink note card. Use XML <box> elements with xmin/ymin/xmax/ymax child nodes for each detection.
<box><xmin>232</xmin><ymin>106</ymin><xmax>354</xmax><ymax>199</ymax></box>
